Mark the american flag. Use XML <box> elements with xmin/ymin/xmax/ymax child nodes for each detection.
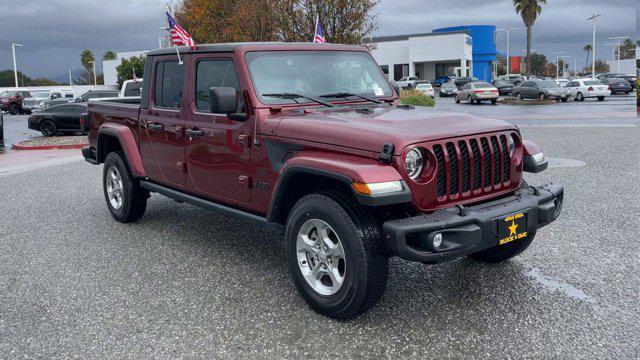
<box><xmin>313</xmin><ymin>18</ymin><xmax>326</xmax><ymax>44</ymax></box>
<box><xmin>166</xmin><ymin>12</ymin><xmax>196</xmax><ymax>49</ymax></box>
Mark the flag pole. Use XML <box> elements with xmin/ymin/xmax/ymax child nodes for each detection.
<box><xmin>165</xmin><ymin>4</ymin><xmax>183</xmax><ymax>65</ymax></box>
<box><xmin>313</xmin><ymin>14</ymin><xmax>319</xmax><ymax>43</ymax></box>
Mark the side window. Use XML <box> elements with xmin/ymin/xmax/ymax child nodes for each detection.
<box><xmin>154</xmin><ymin>61</ymin><xmax>184</xmax><ymax>109</ymax></box>
<box><xmin>195</xmin><ymin>59</ymin><xmax>241</xmax><ymax>112</ymax></box>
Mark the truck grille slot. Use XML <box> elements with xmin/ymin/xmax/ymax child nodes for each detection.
<box><xmin>445</xmin><ymin>143</ymin><xmax>459</xmax><ymax>195</ymax></box>
<box><xmin>458</xmin><ymin>140</ymin><xmax>471</xmax><ymax>193</ymax></box>
<box><xmin>433</xmin><ymin>134</ymin><xmax>512</xmax><ymax>200</ymax></box>
<box><xmin>490</xmin><ymin>136</ymin><xmax>501</xmax><ymax>185</ymax></box>
<box><xmin>433</xmin><ymin>145</ymin><xmax>446</xmax><ymax>197</ymax></box>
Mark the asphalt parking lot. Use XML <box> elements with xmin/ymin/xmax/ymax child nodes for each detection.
<box><xmin>0</xmin><ymin>98</ymin><xmax>638</xmax><ymax>358</ymax></box>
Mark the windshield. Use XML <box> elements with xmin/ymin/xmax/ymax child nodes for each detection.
<box><xmin>442</xmin><ymin>83</ymin><xmax>456</xmax><ymax>88</ymax></box>
<box><xmin>0</xmin><ymin>91</ymin><xmax>14</xmax><ymax>97</ymax></box>
<box><xmin>416</xmin><ymin>84</ymin><xmax>432</xmax><ymax>89</ymax></box>
<box><xmin>538</xmin><ymin>80</ymin><xmax>558</xmax><ymax>88</ymax></box>
<box><xmin>245</xmin><ymin>51</ymin><xmax>393</xmax><ymax>105</ymax></box>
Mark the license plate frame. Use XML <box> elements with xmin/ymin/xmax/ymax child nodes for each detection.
<box><xmin>497</xmin><ymin>211</ymin><xmax>529</xmax><ymax>245</ymax></box>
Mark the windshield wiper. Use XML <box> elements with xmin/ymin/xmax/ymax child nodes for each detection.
<box><xmin>319</xmin><ymin>92</ymin><xmax>383</xmax><ymax>104</ymax></box>
<box><xmin>262</xmin><ymin>93</ymin><xmax>334</xmax><ymax>107</ymax></box>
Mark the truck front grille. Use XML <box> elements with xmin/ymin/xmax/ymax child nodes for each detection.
<box><xmin>432</xmin><ymin>134</ymin><xmax>512</xmax><ymax>200</ymax></box>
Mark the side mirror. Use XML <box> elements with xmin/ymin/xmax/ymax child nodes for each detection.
<box><xmin>209</xmin><ymin>87</ymin><xmax>247</xmax><ymax>121</ymax></box>
<box><xmin>389</xmin><ymin>81</ymin><xmax>400</xmax><ymax>95</ymax></box>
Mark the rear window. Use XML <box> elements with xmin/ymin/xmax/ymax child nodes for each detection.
<box><xmin>154</xmin><ymin>61</ymin><xmax>184</xmax><ymax>109</ymax></box>
<box><xmin>584</xmin><ymin>81</ymin><xmax>602</xmax><ymax>86</ymax></box>
<box><xmin>124</xmin><ymin>82</ymin><xmax>142</xmax><ymax>97</ymax></box>
<box><xmin>473</xmin><ymin>83</ymin><xmax>492</xmax><ymax>88</ymax></box>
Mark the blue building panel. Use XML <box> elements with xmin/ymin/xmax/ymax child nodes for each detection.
<box><xmin>433</xmin><ymin>25</ymin><xmax>498</xmax><ymax>82</ymax></box>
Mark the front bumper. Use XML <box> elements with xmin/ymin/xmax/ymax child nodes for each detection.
<box><xmin>382</xmin><ymin>183</ymin><xmax>564</xmax><ymax>263</ymax></box>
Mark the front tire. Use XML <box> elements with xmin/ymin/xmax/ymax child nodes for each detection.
<box><xmin>469</xmin><ymin>232</ymin><xmax>537</xmax><ymax>263</ymax></box>
<box><xmin>515</xmin><ymin>93</ymin><xmax>522</xmax><ymax>101</ymax></box>
<box><xmin>103</xmin><ymin>152</ymin><xmax>148</xmax><ymax>223</ymax></box>
<box><xmin>284</xmin><ymin>192</ymin><xmax>389</xmax><ymax>320</ymax></box>
<box><xmin>8</xmin><ymin>103</ymin><xmax>19</xmax><ymax>115</ymax></box>
<box><xmin>455</xmin><ymin>96</ymin><xmax>460</xmax><ymax>103</ymax></box>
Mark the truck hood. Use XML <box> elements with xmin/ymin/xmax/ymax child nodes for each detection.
<box><xmin>271</xmin><ymin>106</ymin><xmax>516</xmax><ymax>155</ymax></box>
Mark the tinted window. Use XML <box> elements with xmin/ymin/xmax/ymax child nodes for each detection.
<box><xmin>195</xmin><ymin>59</ymin><xmax>241</xmax><ymax>112</ymax></box>
<box><xmin>584</xmin><ymin>80</ymin><xmax>602</xmax><ymax>86</ymax></box>
<box><xmin>52</xmin><ymin>104</ymin><xmax>84</xmax><ymax>113</ymax></box>
<box><xmin>154</xmin><ymin>61</ymin><xmax>184</xmax><ymax>108</ymax></box>
<box><xmin>124</xmin><ymin>82</ymin><xmax>142</xmax><ymax>97</ymax></box>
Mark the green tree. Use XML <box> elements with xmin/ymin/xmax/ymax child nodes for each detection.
<box><xmin>617</xmin><ymin>38</ymin><xmax>636</xmax><ymax>60</ymax></box>
<box><xmin>583</xmin><ymin>44</ymin><xmax>592</xmax><ymax>69</ymax></box>
<box><xmin>594</xmin><ymin>59</ymin><xmax>609</xmax><ymax>74</ymax></box>
<box><xmin>102</xmin><ymin>50</ymin><xmax>117</xmax><ymax>61</ymax></box>
<box><xmin>76</xmin><ymin>49</ymin><xmax>96</xmax><ymax>85</ymax></box>
<box><xmin>0</xmin><ymin>69</ymin><xmax>58</xmax><ymax>87</ymax></box>
<box><xmin>513</xmin><ymin>0</ymin><xmax>547</xmax><ymax>76</ymax></box>
<box><xmin>116</xmin><ymin>55</ymin><xmax>146</xmax><ymax>86</ymax></box>
<box><xmin>528</xmin><ymin>52</ymin><xmax>547</xmax><ymax>76</ymax></box>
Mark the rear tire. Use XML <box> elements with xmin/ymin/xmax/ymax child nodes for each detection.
<box><xmin>284</xmin><ymin>191</ymin><xmax>389</xmax><ymax>320</ymax></box>
<box><xmin>455</xmin><ymin>96</ymin><xmax>460</xmax><ymax>104</ymax></box>
<box><xmin>538</xmin><ymin>93</ymin><xmax>545</xmax><ymax>101</ymax></box>
<box><xmin>576</xmin><ymin>92</ymin><xmax>584</xmax><ymax>102</ymax></box>
<box><xmin>561</xmin><ymin>98</ymin><xmax>568</xmax><ymax>103</ymax></box>
<box><xmin>516</xmin><ymin>93</ymin><xmax>522</xmax><ymax>101</ymax></box>
<box><xmin>103</xmin><ymin>152</ymin><xmax>148</xmax><ymax>223</ymax></box>
<box><xmin>469</xmin><ymin>232</ymin><xmax>536</xmax><ymax>263</ymax></box>
<box><xmin>8</xmin><ymin>103</ymin><xmax>19</xmax><ymax>115</ymax></box>
<box><xmin>40</xmin><ymin>120</ymin><xmax>57</xmax><ymax>137</ymax></box>
<box><xmin>491</xmin><ymin>99</ymin><xmax>497</xmax><ymax>105</ymax></box>
<box><xmin>597</xmin><ymin>96</ymin><xmax>605</xmax><ymax>101</ymax></box>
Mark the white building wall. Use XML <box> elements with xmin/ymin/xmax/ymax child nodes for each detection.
<box><xmin>371</xmin><ymin>32</ymin><xmax>473</xmax><ymax>82</ymax></box>
<box><xmin>605</xmin><ymin>59</ymin><xmax>636</xmax><ymax>75</ymax></box>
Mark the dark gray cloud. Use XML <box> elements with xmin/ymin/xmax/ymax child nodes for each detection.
<box><xmin>0</xmin><ymin>0</ymin><xmax>635</xmax><ymax>79</ymax></box>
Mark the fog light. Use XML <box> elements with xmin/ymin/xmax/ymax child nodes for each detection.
<box><xmin>433</xmin><ymin>233</ymin><xmax>443</xmax><ymax>248</ymax></box>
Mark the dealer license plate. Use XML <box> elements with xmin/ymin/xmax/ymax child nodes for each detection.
<box><xmin>497</xmin><ymin>211</ymin><xmax>528</xmax><ymax>245</ymax></box>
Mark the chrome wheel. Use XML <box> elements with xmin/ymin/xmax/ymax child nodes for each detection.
<box><xmin>106</xmin><ymin>165</ymin><xmax>124</xmax><ymax>210</ymax></box>
<box><xmin>296</xmin><ymin>219</ymin><xmax>346</xmax><ymax>296</ymax></box>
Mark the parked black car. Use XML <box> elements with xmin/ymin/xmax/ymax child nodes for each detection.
<box><xmin>27</xmin><ymin>103</ymin><xmax>88</xmax><ymax>136</ymax></box>
<box><xmin>439</xmin><ymin>81</ymin><xmax>458</xmax><ymax>97</ymax></box>
<box><xmin>454</xmin><ymin>76</ymin><xmax>479</xmax><ymax>89</ymax></box>
<box><xmin>619</xmin><ymin>75</ymin><xmax>637</xmax><ymax>90</ymax></box>
<box><xmin>492</xmin><ymin>80</ymin><xmax>515</xmax><ymax>96</ymax></box>
<box><xmin>601</xmin><ymin>78</ymin><xmax>632</xmax><ymax>94</ymax></box>
<box><xmin>75</xmin><ymin>90</ymin><xmax>120</xmax><ymax>103</ymax></box>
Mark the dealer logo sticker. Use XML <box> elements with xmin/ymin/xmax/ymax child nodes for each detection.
<box><xmin>498</xmin><ymin>212</ymin><xmax>528</xmax><ymax>245</ymax></box>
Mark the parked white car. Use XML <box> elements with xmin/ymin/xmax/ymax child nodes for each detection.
<box><xmin>120</xmin><ymin>78</ymin><xmax>144</xmax><ymax>98</ymax></box>
<box><xmin>555</xmin><ymin>79</ymin><xmax>570</xmax><ymax>87</ymax></box>
<box><xmin>397</xmin><ymin>76</ymin><xmax>419</xmax><ymax>89</ymax></box>
<box><xmin>565</xmin><ymin>78</ymin><xmax>610</xmax><ymax>101</ymax></box>
<box><xmin>415</xmin><ymin>83</ymin><xmax>435</xmax><ymax>98</ymax></box>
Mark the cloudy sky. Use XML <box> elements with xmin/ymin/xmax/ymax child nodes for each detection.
<box><xmin>0</xmin><ymin>0</ymin><xmax>635</xmax><ymax>79</ymax></box>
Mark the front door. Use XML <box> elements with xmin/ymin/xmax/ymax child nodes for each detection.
<box><xmin>184</xmin><ymin>54</ymin><xmax>252</xmax><ymax>204</ymax></box>
<box><xmin>138</xmin><ymin>57</ymin><xmax>188</xmax><ymax>187</ymax></box>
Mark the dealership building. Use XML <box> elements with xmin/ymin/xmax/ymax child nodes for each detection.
<box><xmin>370</xmin><ymin>25</ymin><xmax>499</xmax><ymax>83</ymax></box>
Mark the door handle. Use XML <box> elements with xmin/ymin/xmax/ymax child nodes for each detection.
<box><xmin>185</xmin><ymin>128</ymin><xmax>205</xmax><ymax>137</ymax></box>
<box><xmin>148</xmin><ymin>123</ymin><xmax>163</xmax><ymax>131</ymax></box>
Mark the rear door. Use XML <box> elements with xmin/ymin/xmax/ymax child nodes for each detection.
<box><xmin>184</xmin><ymin>53</ymin><xmax>252</xmax><ymax>204</ymax></box>
<box><xmin>138</xmin><ymin>56</ymin><xmax>188</xmax><ymax>186</ymax></box>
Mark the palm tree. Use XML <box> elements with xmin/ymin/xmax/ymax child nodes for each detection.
<box><xmin>513</xmin><ymin>0</ymin><xmax>547</xmax><ymax>75</ymax></box>
<box><xmin>583</xmin><ymin>44</ymin><xmax>592</xmax><ymax>70</ymax></box>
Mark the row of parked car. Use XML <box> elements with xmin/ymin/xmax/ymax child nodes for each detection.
<box><xmin>0</xmin><ymin>79</ymin><xmax>143</xmax><ymax>136</ymax></box>
<box><xmin>0</xmin><ymin>79</ymin><xmax>143</xmax><ymax>115</ymax></box>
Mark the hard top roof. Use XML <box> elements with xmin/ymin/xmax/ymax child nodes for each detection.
<box><xmin>146</xmin><ymin>42</ymin><xmax>367</xmax><ymax>56</ymax></box>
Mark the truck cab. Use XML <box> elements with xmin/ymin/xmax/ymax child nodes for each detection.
<box><xmin>83</xmin><ymin>43</ymin><xmax>563</xmax><ymax>319</ymax></box>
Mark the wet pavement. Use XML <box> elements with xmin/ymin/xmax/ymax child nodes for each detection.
<box><xmin>0</xmin><ymin>98</ymin><xmax>638</xmax><ymax>358</ymax></box>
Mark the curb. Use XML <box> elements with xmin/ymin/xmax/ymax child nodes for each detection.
<box><xmin>12</xmin><ymin>142</ymin><xmax>86</xmax><ymax>151</ymax></box>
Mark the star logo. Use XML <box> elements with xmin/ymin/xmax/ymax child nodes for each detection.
<box><xmin>508</xmin><ymin>221</ymin><xmax>519</xmax><ymax>236</ymax></box>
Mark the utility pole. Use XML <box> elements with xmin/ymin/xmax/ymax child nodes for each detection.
<box><xmin>552</xmin><ymin>52</ymin><xmax>565</xmax><ymax>78</ymax></box>
<box><xmin>560</xmin><ymin>56</ymin><xmax>571</xmax><ymax>78</ymax></box>
<box><xmin>609</xmin><ymin>36</ymin><xmax>629</xmax><ymax>73</ymax></box>
<box><xmin>11</xmin><ymin>43</ymin><xmax>23</xmax><ymax>88</ymax></box>
<box><xmin>574</xmin><ymin>58</ymin><xmax>578</xmax><ymax>76</ymax></box>
<box><xmin>587</xmin><ymin>14</ymin><xmax>600</xmax><ymax>78</ymax></box>
<box><xmin>495</xmin><ymin>28</ymin><xmax>520</xmax><ymax>77</ymax></box>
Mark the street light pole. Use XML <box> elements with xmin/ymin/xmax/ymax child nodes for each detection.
<box><xmin>587</xmin><ymin>14</ymin><xmax>600</xmax><ymax>78</ymax></box>
<box><xmin>89</xmin><ymin>61</ymin><xmax>97</xmax><ymax>86</ymax></box>
<box><xmin>560</xmin><ymin>56</ymin><xmax>571</xmax><ymax>78</ymax></box>
<box><xmin>495</xmin><ymin>28</ymin><xmax>520</xmax><ymax>77</ymax></box>
<box><xmin>552</xmin><ymin>52</ymin><xmax>565</xmax><ymax>79</ymax></box>
<box><xmin>11</xmin><ymin>43</ymin><xmax>23</xmax><ymax>88</ymax></box>
<box><xmin>68</xmin><ymin>68</ymin><xmax>73</xmax><ymax>86</ymax></box>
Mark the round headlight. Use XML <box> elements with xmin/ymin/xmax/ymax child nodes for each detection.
<box><xmin>508</xmin><ymin>135</ymin><xmax>516</xmax><ymax>157</ymax></box>
<box><xmin>405</xmin><ymin>148</ymin><xmax>424</xmax><ymax>180</ymax></box>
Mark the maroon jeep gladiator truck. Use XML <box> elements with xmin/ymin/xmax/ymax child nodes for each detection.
<box><xmin>83</xmin><ymin>43</ymin><xmax>563</xmax><ymax>319</ymax></box>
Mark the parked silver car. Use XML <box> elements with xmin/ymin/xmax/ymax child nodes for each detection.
<box><xmin>455</xmin><ymin>82</ymin><xmax>499</xmax><ymax>104</ymax></box>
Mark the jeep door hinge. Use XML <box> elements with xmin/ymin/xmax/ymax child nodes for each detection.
<box><xmin>238</xmin><ymin>175</ymin><xmax>251</xmax><ymax>189</ymax></box>
<box><xmin>238</xmin><ymin>134</ymin><xmax>251</xmax><ymax>148</ymax></box>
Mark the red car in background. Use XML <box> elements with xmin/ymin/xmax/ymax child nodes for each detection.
<box><xmin>0</xmin><ymin>90</ymin><xmax>31</xmax><ymax>115</ymax></box>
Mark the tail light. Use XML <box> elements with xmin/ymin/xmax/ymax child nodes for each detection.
<box><xmin>491</xmin><ymin>90</ymin><xmax>498</xmax><ymax>93</ymax></box>
<box><xmin>587</xmin><ymin>86</ymin><xmax>594</xmax><ymax>91</ymax></box>
<box><xmin>474</xmin><ymin>90</ymin><xmax>485</xmax><ymax>93</ymax></box>
<box><xmin>80</xmin><ymin>113</ymin><xmax>87</xmax><ymax>129</ymax></box>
